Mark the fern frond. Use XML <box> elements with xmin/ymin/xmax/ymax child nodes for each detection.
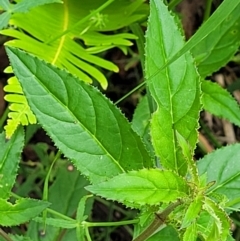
<box><xmin>0</xmin><ymin>0</ymin><xmax>148</xmax><ymax>89</ymax></box>
<box><xmin>3</xmin><ymin>67</ymin><xmax>37</xmax><ymax>139</ymax></box>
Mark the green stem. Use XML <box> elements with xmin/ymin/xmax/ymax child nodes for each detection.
<box><xmin>42</xmin><ymin>150</ymin><xmax>62</xmax><ymax>229</ymax></box>
<box><xmin>46</xmin><ymin>0</ymin><xmax>115</xmax><ymax>44</ymax></box>
<box><xmin>84</xmin><ymin>219</ymin><xmax>139</xmax><ymax>228</ymax></box>
<box><xmin>46</xmin><ymin>208</ymin><xmax>76</xmax><ymax>222</ymax></box>
<box><xmin>168</xmin><ymin>0</ymin><xmax>183</xmax><ymax>9</ymax></box>
<box><xmin>0</xmin><ymin>229</ymin><xmax>13</xmax><ymax>241</ymax></box>
<box><xmin>203</xmin><ymin>0</ymin><xmax>213</xmax><ymax>22</ymax></box>
<box><xmin>0</xmin><ymin>106</ymin><xmax>9</xmax><ymax>131</ymax></box>
<box><xmin>133</xmin><ymin>200</ymin><xmax>182</xmax><ymax>241</ymax></box>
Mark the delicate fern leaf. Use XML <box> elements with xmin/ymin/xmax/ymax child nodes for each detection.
<box><xmin>0</xmin><ymin>127</ymin><xmax>24</xmax><ymax>199</ymax></box>
<box><xmin>3</xmin><ymin>70</ymin><xmax>37</xmax><ymax>138</ymax></box>
<box><xmin>145</xmin><ymin>0</ymin><xmax>201</xmax><ymax>175</ymax></box>
<box><xmin>86</xmin><ymin>169</ymin><xmax>189</xmax><ymax>208</ymax></box>
<box><xmin>1</xmin><ymin>0</ymin><xmax>148</xmax><ymax>89</ymax></box>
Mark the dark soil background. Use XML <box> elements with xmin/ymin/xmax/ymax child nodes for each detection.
<box><xmin>1</xmin><ymin>0</ymin><xmax>240</xmax><ymax>240</ymax></box>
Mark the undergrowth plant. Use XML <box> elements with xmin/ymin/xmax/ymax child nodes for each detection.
<box><xmin>1</xmin><ymin>0</ymin><xmax>240</xmax><ymax>240</ymax></box>
<box><xmin>0</xmin><ymin>0</ymin><xmax>148</xmax><ymax>138</ymax></box>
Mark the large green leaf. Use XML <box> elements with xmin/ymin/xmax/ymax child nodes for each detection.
<box><xmin>202</xmin><ymin>80</ymin><xmax>240</xmax><ymax>127</ymax></box>
<box><xmin>86</xmin><ymin>169</ymin><xmax>189</xmax><ymax>208</ymax></box>
<box><xmin>0</xmin><ymin>126</ymin><xmax>24</xmax><ymax>199</ymax></box>
<box><xmin>197</xmin><ymin>143</ymin><xmax>240</xmax><ymax>209</ymax></box>
<box><xmin>191</xmin><ymin>3</ymin><xmax>240</xmax><ymax>77</ymax></box>
<box><xmin>7</xmin><ymin>47</ymin><xmax>153</xmax><ymax>184</ymax></box>
<box><xmin>0</xmin><ymin>198</ymin><xmax>50</xmax><ymax>226</ymax></box>
<box><xmin>1</xmin><ymin>0</ymin><xmax>148</xmax><ymax>89</ymax></box>
<box><xmin>148</xmin><ymin>0</ymin><xmax>240</xmax><ymax>79</ymax></box>
<box><xmin>145</xmin><ymin>0</ymin><xmax>201</xmax><ymax>175</ymax></box>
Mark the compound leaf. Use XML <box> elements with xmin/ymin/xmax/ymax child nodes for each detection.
<box><xmin>6</xmin><ymin>47</ymin><xmax>152</xmax><ymax>184</ymax></box>
<box><xmin>145</xmin><ymin>0</ymin><xmax>201</xmax><ymax>175</ymax></box>
<box><xmin>0</xmin><ymin>126</ymin><xmax>24</xmax><ymax>199</ymax></box>
<box><xmin>202</xmin><ymin>80</ymin><xmax>240</xmax><ymax>127</ymax></box>
<box><xmin>4</xmin><ymin>68</ymin><xmax>37</xmax><ymax>138</ymax></box>
<box><xmin>86</xmin><ymin>169</ymin><xmax>189</xmax><ymax>208</ymax></box>
<box><xmin>0</xmin><ymin>198</ymin><xmax>50</xmax><ymax>226</ymax></box>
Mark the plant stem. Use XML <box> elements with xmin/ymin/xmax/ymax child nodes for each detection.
<box><xmin>0</xmin><ymin>229</ymin><xmax>13</xmax><ymax>241</ymax></box>
<box><xmin>168</xmin><ymin>0</ymin><xmax>183</xmax><ymax>9</ymax></box>
<box><xmin>46</xmin><ymin>208</ymin><xmax>76</xmax><ymax>222</ymax></box>
<box><xmin>46</xmin><ymin>0</ymin><xmax>115</xmax><ymax>44</ymax></box>
<box><xmin>83</xmin><ymin>219</ymin><xmax>139</xmax><ymax>227</ymax></box>
<box><xmin>203</xmin><ymin>0</ymin><xmax>213</xmax><ymax>22</ymax></box>
<box><xmin>0</xmin><ymin>106</ymin><xmax>9</xmax><ymax>131</ymax></box>
<box><xmin>133</xmin><ymin>200</ymin><xmax>182</xmax><ymax>241</ymax></box>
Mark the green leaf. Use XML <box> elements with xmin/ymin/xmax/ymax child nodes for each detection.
<box><xmin>6</xmin><ymin>47</ymin><xmax>152</xmax><ymax>184</ymax></box>
<box><xmin>0</xmin><ymin>198</ymin><xmax>50</xmax><ymax>226</ymax></box>
<box><xmin>183</xmin><ymin>222</ymin><xmax>197</xmax><ymax>241</ymax></box>
<box><xmin>191</xmin><ymin>4</ymin><xmax>240</xmax><ymax>77</ymax></box>
<box><xmin>197</xmin><ymin>143</ymin><xmax>240</xmax><ymax>209</ymax></box>
<box><xmin>0</xmin><ymin>11</ymin><xmax>10</xmax><ymax>29</ymax></box>
<box><xmin>86</xmin><ymin>169</ymin><xmax>189</xmax><ymax>208</ymax></box>
<box><xmin>181</xmin><ymin>195</ymin><xmax>203</xmax><ymax>228</ymax></box>
<box><xmin>203</xmin><ymin>197</ymin><xmax>230</xmax><ymax>241</ymax></box>
<box><xmin>0</xmin><ymin>0</ymin><xmax>10</xmax><ymax>10</ymax></box>
<box><xmin>0</xmin><ymin>126</ymin><xmax>24</xmax><ymax>199</ymax></box>
<box><xmin>202</xmin><ymin>80</ymin><xmax>240</xmax><ymax>127</ymax></box>
<box><xmin>7</xmin><ymin>234</ymin><xmax>33</xmax><ymax>241</ymax></box>
<box><xmin>159</xmin><ymin>0</ymin><xmax>240</xmax><ymax>74</ymax></box>
<box><xmin>12</xmin><ymin>0</ymin><xmax>62</xmax><ymax>13</ymax></box>
<box><xmin>146</xmin><ymin>225</ymin><xmax>180</xmax><ymax>241</ymax></box>
<box><xmin>4</xmin><ymin>71</ymin><xmax>37</xmax><ymax>138</ymax></box>
<box><xmin>1</xmin><ymin>0</ymin><xmax>148</xmax><ymax>89</ymax></box>
<box><xmin>145</xmin><ymin>0</ymin><xmax>201</xmax><ymax>175</ymax></box>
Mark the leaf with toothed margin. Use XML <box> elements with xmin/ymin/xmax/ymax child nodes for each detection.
<box><xmin>0</xmin><ymin>126</ymin><xmax>24</xmax><ymax>199</ymax></box>
<box><xmin>145</xmin><ymin>0</ymin><xmax>201</xmax><ymax>176</ymax></box>
<box><xmin>86</xmin><ymin>169</ymin><xmax>189</xmax><ymax>209</ymax></box>
<box><xmin>0</xmin><ymin>198</ymin><xmax>50</xmax><ymax>227</ymax></box>
<box><xmin>6</xmin><ymin>47</ymin><xmax>153</xmax><ymax>184</ymax></box>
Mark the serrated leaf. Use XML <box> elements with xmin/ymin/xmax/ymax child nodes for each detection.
<box><xmin>8</xmin><ymin>234</ymin><xmax>33</xmax><ymax>241</ymax></box>
<box><xmin>183</xmin><ymin>222</ymin><xmax>197</xmax><ymax>241</ymax></box>
<box><xmin>86</xmin><ymin>169</ymin><xmax>189</xmax><ymax>208</ymax></box>
<box><xmin>191</xmin><ymin>4</ymin><xmax>240</xmax><ymax>77</ymax></box>
<box><xmin>6</xmin><ymin>47</ymin><xmax>152</xmax><ymax>184</ymax></box>
<box><xmin>0</xmin><ymin>126</ymin><xmax>24</xmax><ymax>199</ymax></box>
<box><xmin>203</xmin><ymin>197</ymin><xmax>230</xmax><ymax>241</ymax></box>
<box><xmin>202</xmin><ymin>80</ymin><xmax>240</xmax><ymax>127</ymax></box>
<box><xmin>181</xmin><ymin>195</ymin><xmax>203</xmax><ymax>228</ymax></box>
<box><xmin>145</xmin><ymin>0</ymin><xmax>201</xmax><ymax>175</ymax></box>
<box><xmin>0</xmin><ymin>198</ymin><xmax>50</xmax><ymax>226</ymax></box>
<box><xmin>197</xmin><ymin>143</ymin><xmax>240</xmax><ymax>209</ymax></box>
<box><xmin>161</xmin><ymin>0</ymin><xmax>240</xmax><ymax>73</ymax></box>
<box><xmin>12</xmin><ymin>0</ymin><xmax>62</xmax><ymax>13</ymax></box>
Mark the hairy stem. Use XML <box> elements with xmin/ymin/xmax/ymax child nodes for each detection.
<box><xmin>133</xmin><ymin>200</ymin><xmax>182</xmax><ymax>241</ymax></box>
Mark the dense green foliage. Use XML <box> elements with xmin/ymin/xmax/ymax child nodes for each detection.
<box><xmin>1</xmin><ymin>0</ymin><xmax>240</xmax><ymax>240</ymax></box>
